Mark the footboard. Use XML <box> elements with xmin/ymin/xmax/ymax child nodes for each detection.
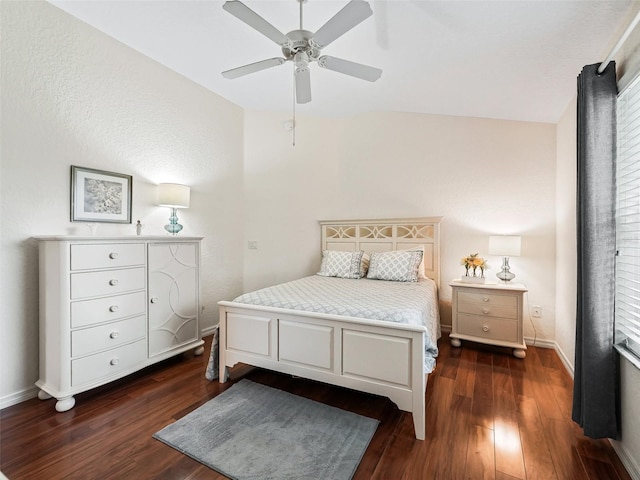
<box><xmin>218</xmin><ymin>301</ymin><xmax>427</xmax><ymax>440</ymax></box>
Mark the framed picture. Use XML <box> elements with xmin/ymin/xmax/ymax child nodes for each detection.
<box><xmin>71</xmin><ymin>166</ymin><xmax>132</xmax><ymax>223</ymax></box>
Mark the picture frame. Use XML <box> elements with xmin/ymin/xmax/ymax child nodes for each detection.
<box><xmin>71</xmin><ymin>166</ymin><xmax>132</xmax><ymax>223</ymax></box>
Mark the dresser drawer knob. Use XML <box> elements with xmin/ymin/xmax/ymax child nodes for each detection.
<box><xmin>482</xmin><ymin>308</ymin><xmax>489</xmax><ymax>314</ymax></box>
<box><xmin>109</xmin><ymin>305</ymin><xmax>119</xmax><ymax>312</ymax></box>
<box><xmin>109</xmin><ymin>331</ymin><xmax>119</xmax><ymax>339</ymax></box>
<box><xmin>109</xmin><ymin>279</ymin><xmax>119</xmax><ymax>286</ymax></box>
<box><xmin>482</xmin><ymin>326</ymin><xmax>490</xmax><ymax>333</ymax></box>
<box><xmin>110</xmin><ymin>358</ymin><xmax>120</xmax><ymax>366</ymax></box>
<box><xmin>150</xmin><ymin>297</ymin><xmax>159</xmax><ymax>304</ymax></box>
<box><xmin>109</xmin><ymin>252</ymin><xmax>119</xmax><ymax>259</ymax></box>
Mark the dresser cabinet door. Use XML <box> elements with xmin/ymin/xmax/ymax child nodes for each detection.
<box><xmin>148</xmin><ymin>243</ymin><xmax>199</xmax><ymax>357</ymax></box>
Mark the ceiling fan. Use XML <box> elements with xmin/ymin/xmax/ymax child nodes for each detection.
<box><xmin>221</xmin><ymin>0</ymin><xmax>382</xmax><ymax>104</ymax></box>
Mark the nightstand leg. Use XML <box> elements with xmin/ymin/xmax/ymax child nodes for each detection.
<box><xmin>451</xmin><ymin>338</ymin><xmax>461</xmax><ymax>347</ymax></box>
<box><xmin>513</xmin><ymin>348</ymin><xmax>526</xmax><ymax>359</ymax></box>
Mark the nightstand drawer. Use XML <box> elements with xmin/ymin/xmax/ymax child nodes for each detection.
<box><xmin>457</xmin><ymin>291</ymin><xmax>517</xmax><ymax>319</ymax></box>
<box><xmin>457</xmin><ymin>313</ymin><xmax>519</xmax><ymax>343</ymax></box>
<box><xmin>457</xmin><ymin>301</ymin><xmax>517</xmax><ymax>319</ymax></box>
<box><xmin>71</xmin><ymin>243</ymin><xmax>145</xmax><ymax>270</ymax></box>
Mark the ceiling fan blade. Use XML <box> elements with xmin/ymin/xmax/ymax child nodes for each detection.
<box><xmin>295</xmin><ymin>66</ymin><xmax>312</xmax><ymax>104</ymax></box>
<box><xmin>317</xmin><ymin>55</ymin><xmax>382</xmax><ymax>82</ymax></box>
<box><xmin>222</xmin><ymin>58</ymin><xmax>287</xmax><ymax>79</ymax></box>
<box><xmin>223</xmin><ymin>1</ymin><xmax>290</xmax><ymax>47</ymax></box>
<box><xmin>311</xmin><ymin>0</ymin><xmax>373</xmax><ymax>49</ymax></box>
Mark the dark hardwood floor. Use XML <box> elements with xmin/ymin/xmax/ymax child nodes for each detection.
<box><xmin>0</xmin><ymin>334</ymin><xmax>631</xmax><ymax>480</ymax></box>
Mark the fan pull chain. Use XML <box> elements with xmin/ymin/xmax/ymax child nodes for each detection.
<box><xmin>292</xmin><ymin>64</ymin><xmax>296</xmax><ymax>147</ymax></box>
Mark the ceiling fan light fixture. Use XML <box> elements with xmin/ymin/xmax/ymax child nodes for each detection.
<box><xmin>294</xmin><ymin>51</ymin><xmax>309</xmax><ymax>68</ymax></box>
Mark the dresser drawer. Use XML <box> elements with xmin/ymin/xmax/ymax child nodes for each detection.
<box><xmin>457</xmin><ymin>313</ymin><xmax>519</xmax><ymax>343</ymax></box>
<box><xmin>71</xmin><ymin>339</ymin><xmax>146</xmax><ymax>386</ymax></box>
<box><xmin>457</xmin><ymin>292</ymin><xmax>517</xmax><ymax>319</ymax></box>
<box><xmin>70</xmin><ymin>267</ymin><xmax>145</xmax><ymax>299</ymax></box>
<box><xmin>72</xmin><ymin>315</ymin><xmax>146</xmax><ymax>357</ymax></box>
<box><xmin>70</xmin><ymin>243</ymin><xmax>145</xmax><ymax>271</ymax></box>
<box><xmin>71</xmin><ymin>291</ymin><xmax>146</xmax><ymax>328</ymax></box>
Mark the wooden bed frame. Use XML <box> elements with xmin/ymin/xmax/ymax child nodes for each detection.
<box><xmin>218</xmin><ymin>217</ymin><xmax>442</xmax><ymax>440</ymax></box>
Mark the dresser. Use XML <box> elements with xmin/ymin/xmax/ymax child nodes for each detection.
<box><xmin>35</xmin><ymin>236</ymin><xmax>204</xmax><ymax>412</ymax></box>
<box><xmin>449</xmin><ymin>280</ymin><xmax>527</xmax><ymax>358</ymax></box>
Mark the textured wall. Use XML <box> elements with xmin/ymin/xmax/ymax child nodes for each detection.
<box><xmin>0</xmin><ymin>1</ymin><xmax>245</xmax><ymax>404</ymax></box>
<box><xmin>554</xmin><ymin>96</ymin><xmax>577</xmax><ymax>373</ymax></box>
<box><xmin>243</xmin><ymin>110</ymin><xmax>557</xmax><ymax>339</ymax></box>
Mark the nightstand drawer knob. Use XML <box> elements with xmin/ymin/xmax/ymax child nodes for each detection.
<box><xmin>482</xmin><ymin>326</ymin><xmax>490</xmax><ymax>333</ymax></box>
<box><xmin>483</xmin><ymin>297</ymin><xmax>490</xmax><ymax>302</ymax></box>
<box><xmin>482</xmin><ymin>308</ymin><xmax>489</xmax><ymax>314</ymax></box>
<box><xmin>109</xmin><ymin>305</ymin><xmax>119</xmax><ymax>312</ymax></box>
<box><xmin>109</xmin><ymin>331</ymin><xmax>119</xmax><ymax>339</ymax></box>
<box><xmin>109</xmin><ymin>279</ymin><xmax>119</xmax><ymax>286</ymax></box>
<box><xmin>109</xmin><ymin>252</ymin><xmax>119</xmax><ymax>259</ymax></box>
<box><xmin>110</xmin><ymin>358</ymin><xmax>120</xmax><ymax>366</ymax></box>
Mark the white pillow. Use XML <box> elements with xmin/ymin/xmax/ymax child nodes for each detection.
<box><xmin>317</xmin><ymin>250</ymin><xmax>364</xmax><ymax>279</ymax></box>
<box><xmin>366</xmin><ymin>250</ymin><xmax>424</xmax><ymax>282</ymax></box>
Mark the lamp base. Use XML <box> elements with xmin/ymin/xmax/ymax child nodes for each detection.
<box><xmin>164</xmin><ymin>207</ymin><xmax>183</xmax><ymax>236</ymax></box>
<box><xmin>496</xmin><ymin>256</ymin><xmax>516</xmax><ymax>282</ymax></box>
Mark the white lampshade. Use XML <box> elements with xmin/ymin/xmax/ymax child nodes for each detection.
<box><xmin>489</xmin><ymin>235</ymin><xmax>521</xmax><ymax>257</ymax></box>
<box><xmin>158</xmin><ymin>183</ymin><xmax>190</xmax><ymax>208</ymax></box>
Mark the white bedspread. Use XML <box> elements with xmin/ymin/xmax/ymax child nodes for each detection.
<box><xmin>233</xmin><ymin>275</ymin><xmax>440</xmax><ymax>373</ymax></box>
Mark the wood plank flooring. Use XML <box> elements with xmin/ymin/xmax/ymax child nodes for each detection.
<box><xmin>0</xmin><ymin>334</ymin><xmax>631</xmax><ymax>479</ymax></box>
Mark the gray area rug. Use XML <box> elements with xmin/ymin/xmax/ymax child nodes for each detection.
<box><xmin>153</xmin><ymin>379</ymin><xmax>379</xmax><ymax>480</ymax></box>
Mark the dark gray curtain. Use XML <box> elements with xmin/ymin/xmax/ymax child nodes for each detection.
<box><xmin>573</xmin><ymin>62</ymin><xmax>619</xmax><ymax>439</ymax></box>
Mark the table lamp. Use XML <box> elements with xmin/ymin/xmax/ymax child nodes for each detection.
<box><xmin>158</xmin><ymin>183</ymin><xmax>190</xmax><ymax>235</ymax></box>
<box><xmin>489</xmin><ymin>235</ymin><xmax>521</xmax><ymax>282</ymax></box>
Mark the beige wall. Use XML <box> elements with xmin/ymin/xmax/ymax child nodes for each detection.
<box><xmin>554</xmin><ymin>96</ymin><xmax>577</xmax><ymax>373</ymax></box>
<box><xmin>243</xmin><ymin>110</ymin><xmax>558</xmax><ymax>336</ymax></box>
<box><xmin>0</xmin><ymin>1</ymin><xmax>245</xmax><ymax>404</ymax></box>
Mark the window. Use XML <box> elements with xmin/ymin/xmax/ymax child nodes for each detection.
<box><xmin>615</xmin><ymin>72</ymin><xmax>640</xmax><ymax>366</ymax></box>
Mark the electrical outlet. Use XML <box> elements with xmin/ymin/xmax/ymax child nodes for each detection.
<box><xmin>248</xmin><ymin>240</ymin><xmax>258</xmax><ymax>250</ymax></box>
<box><xmin>532</xmin><ymin>305</ymin><xmax>542</xmax><ymax>318</ymax></box>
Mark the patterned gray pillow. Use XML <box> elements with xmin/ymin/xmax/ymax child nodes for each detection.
<box><xmin>317</xmin><ymin>250</ymin><xmax>364</xmax><ymax>279</ymax></box>
<box><xmin>366</xmin><ymin>250</ymin><xmax>424</xmax><ymax>282</ymax></box>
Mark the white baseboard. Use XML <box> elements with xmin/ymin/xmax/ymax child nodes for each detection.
<box><xmin>201</xmin><ymin>325</ymin><xmax>219</xmax><ymax>338</ymax></box>
<box><xmin>611</xmin><ymin>440</ymin><xmax>640</xmax><ymax>480</ymax></box>
<box><xmin>0</xmin><ymin>385</ymin><xmax>38</xmax><ymax>410</ymax></box>
<box><xmin>553</xmin><ymin>342</ymin><xmax>575</xmax><ymax>378</ymax></box>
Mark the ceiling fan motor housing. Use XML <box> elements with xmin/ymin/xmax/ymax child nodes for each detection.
<box><xmin>282</xmin><ymin>30</ymin><xmax>320</xmax><ymax>62</ymax></box>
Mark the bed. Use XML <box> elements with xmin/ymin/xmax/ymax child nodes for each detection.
<box><xmin>217</xmin><ymin>217</ymin><xmax>442</xmax><ymax>440</ymax></box>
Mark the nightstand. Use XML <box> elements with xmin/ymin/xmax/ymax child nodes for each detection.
<box><xmin>449</xmin><ymin>280</ymin><xmax>528</xmax><ymax>358</ymax></box>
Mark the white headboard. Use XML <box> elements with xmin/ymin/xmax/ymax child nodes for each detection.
<box><xmin>319</xmin><ymin>217</ymin><xmax>443</xmax><ymax>288</ymax></box>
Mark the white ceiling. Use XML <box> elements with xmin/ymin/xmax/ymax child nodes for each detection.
<box><xmin>49</xmin><ymin>0</ymin><xmax>635</xmax><ymax>123</ymax></box>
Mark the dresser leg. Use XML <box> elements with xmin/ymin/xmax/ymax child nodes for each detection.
<box><xmin>194</xmin><ymin>346</ymin><xmax>205</xmax><ymax>356</ymax></box>
<box><xmin>513</xmin><ymin>349</ymin><xmax>526</xmax><ymax>359</ymax></box>
<box><xmin>37</xmin><ymin>390</ymin><xmax>52</xmax><ymax>400</ymax></box>
<box><xmin>55</xmin><ymin>396</ymin><xmax>75</xmax><ymax>412</ymax></box>
<box><xmin>451</xmin><ymin>338</ymin><xmax>462</xmax><ymax>347</ymax></box>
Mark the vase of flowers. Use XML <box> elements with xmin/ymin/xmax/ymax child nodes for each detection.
<box><xmin>460</xmin><ymin>253</ymin><xmax>488</xmax><ymax>283</ymax></box>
